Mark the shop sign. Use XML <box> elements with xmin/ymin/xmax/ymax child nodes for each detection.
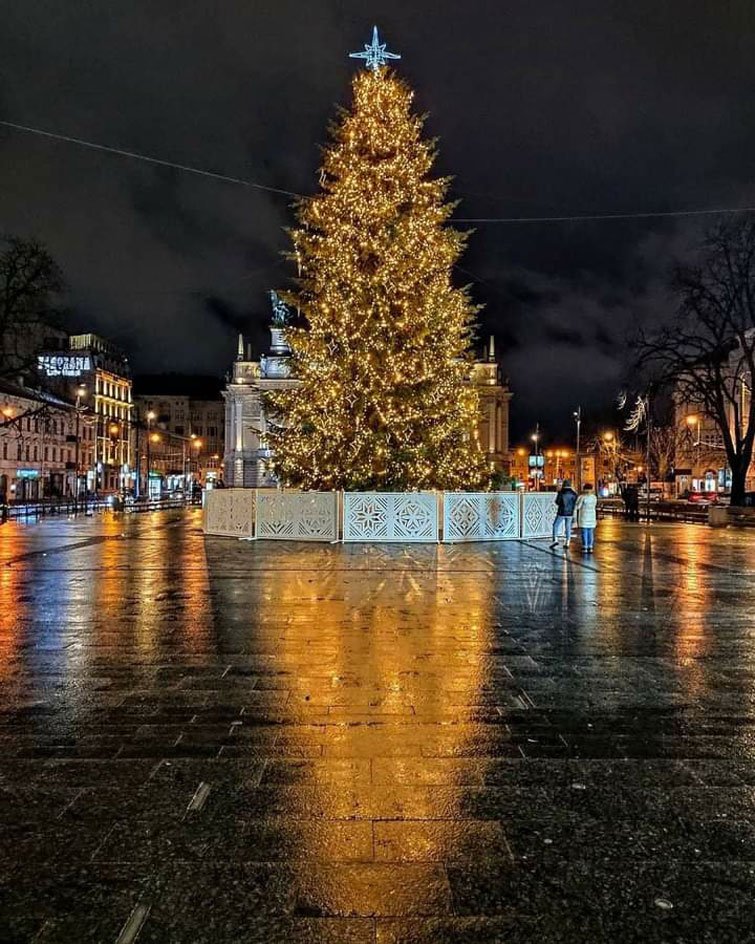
<box><xmin>37</xmin><ymin>354</ymin><xmax>92</xmax><ymax>377</ymax></box>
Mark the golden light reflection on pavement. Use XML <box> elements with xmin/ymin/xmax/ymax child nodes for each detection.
<box><xmin>3</xmin><ymin>514</ymin><xmax>755</xmax><ymax>938</ymax></box>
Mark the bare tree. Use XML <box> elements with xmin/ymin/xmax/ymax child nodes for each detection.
<box><xmin>648</xmin><ymin>424</ymin><xmax>685</xmax><ymax>481</ymax></box>
<box><xmin>587</xmin><ymin>430</ymin><xmax>634</xmax><ymax>481</ymax></box>
<box><xmin>0</xmin><ymin>236</ymin><xmax>64</xmax><ymax>381</ymax></box>
<box><xmin>636</xmin><ymin>220</ymin><xmax>755</xmax><ymax>506</ymax></box>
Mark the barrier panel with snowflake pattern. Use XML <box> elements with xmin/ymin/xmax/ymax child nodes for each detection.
<box><xmin>520</xmin><ymin>491</ymin><xmax>556</xmax><ymax>539</ymax></box>
<box><xmin>442</xmin><ymin>491</ymin><xmax>520</xmax><ymax>542</ymax></box>
<box><xmin>255</xmin><ymin>490</ymin><xmax>339</xmax><ymax>542</ymax></box>
<box><xmin>342</xmin><ymin>492</ymin><xmax>439</xmax><ymax>543</ymax></box>
<box><xmin>203</xmin><ymin>488</ymin><xmax>256</xmax><ymax>539</ymax></box>
<box><xmin>204</xmin><ymin>489</ymin><xmax>555</xmax><ymax>543</ymax></box>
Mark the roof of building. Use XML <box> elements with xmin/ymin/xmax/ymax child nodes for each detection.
<box><xmin>0</xmin><ymin>377</ymin><xmax>75</xmax><ymax>410</ymax></box>
<box><xmin>132</xmin><ymin>373</ymin><xmax>224</xmax><ymax>400</ymax></box>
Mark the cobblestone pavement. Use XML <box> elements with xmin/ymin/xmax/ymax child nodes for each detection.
<box><xmin>2</xmin><ymin>510</ymin><xmax>755</xmax><ymax>942</ymax></box>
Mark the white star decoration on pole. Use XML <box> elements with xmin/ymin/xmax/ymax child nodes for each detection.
<box><xmin>349</xmin><ymin>25</ymin><xmax>401</xmax><ymax>71</ymax></box>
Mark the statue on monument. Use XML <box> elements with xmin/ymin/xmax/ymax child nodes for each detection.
<box><xmin>269</xmin><ymin>290</ymin><xmax>290</xmax><ymax>328</ymax></box>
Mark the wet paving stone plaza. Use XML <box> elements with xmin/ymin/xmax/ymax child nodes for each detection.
<box><xmin>2</xmin><ymin>509</ymin><xmax>755</xmax><ymax>942</ymax></box>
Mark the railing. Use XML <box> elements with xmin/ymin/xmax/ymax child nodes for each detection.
<box><xmin>598</xmin><ymin>499</ymin><xmax>709</xmax><ymax>524</ymax></box>
<box><xmin>3</xmin><ymin>495</ymin><xmax>199</xmax><ymax>520</ymax></box>
<box><xmin>204</xmin><ymin>488</ymin><xmax>563</xmax><ymax>543</ymax></box>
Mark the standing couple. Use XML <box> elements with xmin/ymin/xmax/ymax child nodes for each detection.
<box><xmin>549</xmin><ymin>480</ymin><xmax>598</xmax><ymax>552</ymax></box>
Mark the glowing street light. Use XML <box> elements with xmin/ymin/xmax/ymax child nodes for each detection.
<box><xmin>686</xmin><ymin>414</ymin><xmax>701</xmax><ymax>444</ymax></box>
<box><xmin>530</xmin><ymin>423</ymin><xmax>541</xmax><ymax>491</ymax></box>
<box><xmin>145</xmin><ymin>410</ymin><xmax>156</xmax><ymax>499</ymax></box>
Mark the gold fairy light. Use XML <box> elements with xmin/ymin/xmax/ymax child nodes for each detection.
<box><xmin>268</xmin><ymin>67</ymin><xmax>489</xmax><ymax>491</ymax></box>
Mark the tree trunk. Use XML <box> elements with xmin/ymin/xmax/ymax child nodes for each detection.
<box><xmin>730</xmin><ymin>458</ymin><xmax>749</xmax><ymax>506</ymax></box>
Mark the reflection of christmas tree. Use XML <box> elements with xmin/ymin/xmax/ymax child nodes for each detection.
<box><xmin>268</xmin><ymin>57</ymin><xmax>489</xmax><ymax>492</ymax></box>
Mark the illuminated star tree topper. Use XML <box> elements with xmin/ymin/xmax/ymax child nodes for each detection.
<box><xmin>349</xmin><ymin>25</ymin><xmax>401</xmax><ymax>71</ymax></box>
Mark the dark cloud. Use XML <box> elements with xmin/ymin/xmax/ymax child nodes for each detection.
<box><xmin>2</xmin><ymin>0</ymin><xmax>754</xmax><ymax>439</ymax></box>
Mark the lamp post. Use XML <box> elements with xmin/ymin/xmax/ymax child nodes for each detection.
<box><xmin>145</xmin><ymin>411</ymin><xmax>155</xmax><ymax>499</ymax></box>
<box><xmin>530</xmin><ymin>424</ymin><xmax>541</xmax><ymax>491</ymax></box>
<box><xmin>73</xmin><ymin>384</ymin><xmax>86</xmax><ymax>513</ymax></box>
<box><xmin>686</xmin><ymin>414</ymin><xmax>701</xmax><ymax>489</ymax></box>
<box><xmin>149</xmin><ymin>432</ymin><xmax>161</xmax><ymax>498</ymax></box>
<box><xmin>191</xmin><ymin>437</ymin><xmax>203</xmax><ymax>492</ymax></box>
<box><xmin>573</xmin><ymin>407</ymin><xmax>582</xmax><ymax>489</ymax></box>
<box><xmin>602</xmin><ymin>430</ymin><xmax>617</xmax><ymax>493</ymax></box>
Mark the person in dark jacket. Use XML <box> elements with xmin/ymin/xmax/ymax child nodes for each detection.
<box><xmin>550</xmin><ymin>479</ymin><xmax>578</xmax><ymax>548</ymax></box>
<box><xmin>624</xmin><ymin>483</ymin><xmax>640</xmax><ymax>522</ymax></box>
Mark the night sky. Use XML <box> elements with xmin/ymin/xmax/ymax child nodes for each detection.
<box><xmin>2</xmin><ymin>1</ymin><xmax>755</xmax><ymax>440</ymax></box>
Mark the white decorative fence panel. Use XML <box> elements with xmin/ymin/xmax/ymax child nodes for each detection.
<box><xmin>203</xmin><ymin>488</ymin><xmax>256</xmax><ymax>538</ymax></box>
<box><xmin>521</xmin><ymin>491</ymin><xmax>556</xmax><ymax>539</ymax></box>
<box><xmin>443</xmin><ymin>492</ymin><xmax>520</xmax><ymax>542</ymax></box>
<box><xmin>343</xmin><ymin>492</ymin><xmax>438</xmax><ymax>543</ymax></box>
<box><xmin>256</xmin><ymin>490</ymin><xmax>338</xmax><ymax>542</ymax></box>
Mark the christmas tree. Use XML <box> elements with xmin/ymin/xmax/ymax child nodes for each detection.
<box><xmin>268</xmin><ymin>37</ymin><xmax>489</xmax><ymax>491</ymax></box>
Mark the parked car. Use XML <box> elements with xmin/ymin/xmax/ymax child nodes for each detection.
<box><xmin>686</xmin><ymin>490</ymin><xmax>719</xmax><ymax>504</ymax></box>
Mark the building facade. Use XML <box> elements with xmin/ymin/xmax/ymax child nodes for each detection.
<box><xmin>223</xmin><ymin>295</ymin><xmax>512</xmax><ymax>488</ymax></box>
<box><xmin>37</xmin><ymin>334</ymin><xmax>133</xmax><ymax>494</ymax></box>
<box><xmin>134</xmin><ymin>376</ymin><xmax>225</xmax><ymax>491</ymax></box>
<box><xmin>222</xmin><ymin>327</ymin><xmax>293</xmax><ymax>488</ymax></box>
<box><xmin>0</xmin><ymin>380</ymin><xmax>95</xmax><ymax>501</ymax></box>
<box><xmin>672</xmin><ymin>331</ymin><xmax>755</xmax><ymax>494</ymax></box>
<box><xmin>470</xmin><ymin>337</ymin><xmax>512</xmax><ymax>472</ymax></box>
<box><xmin>673</xmin><ymin>400</ymin><xmax>737</xmax><ymax>494</ymax></box>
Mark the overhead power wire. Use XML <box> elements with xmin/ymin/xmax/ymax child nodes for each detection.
<box><xmin>455</xmin><ymin>206</ymin><xmax>755</xmax><ymax>223</ymax></box>
<box><xmin>3</xmin><ymin>118</ymin><xmax>755</xmax><ymax>224</ymax></box>
<box><xmin>0</xmin><ymin>119</ymin><xmax>302</xmax><ymax>199</ymax></box>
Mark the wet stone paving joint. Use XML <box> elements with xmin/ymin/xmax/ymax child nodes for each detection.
<box><xmin>1</xmin><ymin>510</ymin><xmax>755</xmax><ymax>941</ymax></box>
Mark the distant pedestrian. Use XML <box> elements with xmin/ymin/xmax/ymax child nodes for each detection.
<box><xmin>625</xmin><ymin>483</ymin><xmax>640</xmax><ymax>522</ymax></box>
<box><xmin>550</xmin><ymin>479</ymin><xmax>578</xmax><ymax>549</ymax></box>
<box><xmin>574</xmin><ymin>483</ymin><xmax>598</xmax><ymax>552</ymax></box>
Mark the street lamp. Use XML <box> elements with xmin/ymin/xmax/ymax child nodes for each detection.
<box><xmin>686</xmin><ymin>413</ymin><xmax>701</xmax><ymax>443</ymax></box>
<box><xmin>530</xmin><ymin>424</ymin><xmax>541</xmax><ymax>491</ymax></box>
<box><xmin>555</xmin><ymin>449</ymin><xmax>564</xmax><ymax>482</ymax></box>
<box><xmin>686</xmin><ymin>414</ymin><xmax>702</xmax><ymax>490</ymax></box>
<box><xmin>573</xmin><ymin>407</ymin><xmax>582</xmax><ymax>489</ymax></box>
<box><xmin>145</xmin><ymin>411</ymin><xmax>156</xmax><ymax>499</ymax></box>
<box><xmin>73</xmin><ymin>384</ymin><xmax>87</xmax><ymax>512</ymax></box>
<box><xmin>600</xmin><ymin>431</ymin><xmax>619</xmax><ymax>494</ymax></box>
<box><xmin>191</xmin><ymin>437</ymin><xmax>203</xmax><ymax>489</ymax></box>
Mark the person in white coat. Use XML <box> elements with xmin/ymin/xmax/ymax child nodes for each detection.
<box><xmin>574</xmin><ymin>483</ymin><xmax>598</xmax><ymax>552</ymax></box>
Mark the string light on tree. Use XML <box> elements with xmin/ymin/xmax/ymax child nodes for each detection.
<box><xmin>267</xmin><ymin>34</ymin><xmax>489</xmax><ymax>492</ymax></box>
